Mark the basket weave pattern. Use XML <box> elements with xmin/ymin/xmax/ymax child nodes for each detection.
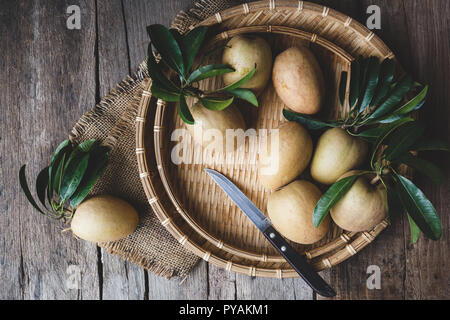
<box><xmin>136</xmin><ymin>1</ymin><xmax>402</xmax><ymax>278</ymax></box>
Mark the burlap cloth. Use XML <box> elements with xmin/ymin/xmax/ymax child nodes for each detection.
<box><xmin>69</xmin><ymin>0</ymin><xmax>242</xmax><ymax>279</ymax></box>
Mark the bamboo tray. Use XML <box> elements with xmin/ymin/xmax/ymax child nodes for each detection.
<box><xmin>136</xmin><ymin>1</ymin><xmax>401</xmax><ymax>278</ymax></box>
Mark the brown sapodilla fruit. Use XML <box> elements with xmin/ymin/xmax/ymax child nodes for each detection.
<box><xmin>272</xmin><ymin>46</ymin><xmax>325</xmax><ymax>114</ymax></box>
<box><xmin>258</xmin><ymin>122</ymin><xmax>313</xmax><ymax>190</ymax></box>
<box><xmin>267</xmin><ymin>180</ymin><xmax>330</xmax><ymax>244</ymax></box>
<box><xmin>310</xmin><ymin>127</ymin><xmax>368</xmax><ymax>185</ymax></box>
<box><xmin>222</xmin><ymin>35</ymin><xmax>272</xmax><ymax>94</ymax></box>
<box><xmin>330</xmin><ymin>170</ymin><xmax>388</xmax><ymax>232</ymax></box>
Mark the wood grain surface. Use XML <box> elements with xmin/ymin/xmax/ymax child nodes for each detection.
<box><xmin>0</xmin><ymin>0</ymin><xmax>448</xmax><ymax>300</ymax></box>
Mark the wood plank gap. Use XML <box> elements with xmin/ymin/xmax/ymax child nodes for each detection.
<box><xmin>97</xmin><ymin>246</ymin><xmax>104</xmax><ymax>300</ymax></box>
<box><xmin>120</xmin><ymin>0</ymin><xmax>132</xmax><ymax>73</ymax></box>
<box><xmin>94</xmin><ymin>0</ymin><xmax>101</xmax><ymax>104</ymax></box>
<box><xmin>206</xmin><ymin>260</ymin><xmax>210</xmax><ymax>299</ymax></box>
<box><xmin>144</xmin><ymin>269</ymin><xmax>149</xmax><ymax>300</ymax></box>
<box><xmin>94</xmin><ymin>0</ymin><xmax>104</xmax><ymax>299</ymax></box>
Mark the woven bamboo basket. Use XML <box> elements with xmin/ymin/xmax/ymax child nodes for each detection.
<box><xmin>136</xmin><ymin>1</ymin><xmax>405</xmax><ymax>278</ymax></box>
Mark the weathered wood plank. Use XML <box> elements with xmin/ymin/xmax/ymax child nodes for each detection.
<box><xmin>122</xmin><ymin>0</ymin><xmax>193</xmax><ymax>71</ymax></box>
<box><xmin>0</xmin><ymin>0</ymin><xmax>100</xmax><ymax>299</ymax></box>
<box><xmin>207</xmin><ymin>264</ymin><xmax>236</xmax><ymax>300</ymax></box>
<box><xmin>97</xmin><ymin>0</ymin><xmax>131</xmax><ymax>98</ymax></box>
<box><xmin>147</xmin><ymin>261</ymin><xmax>208</xmax><ymax>300</ymax></box>
<box><xmin>401</xmin><ymin>0</ymin><xmax>450</xmax><ymax>300</ymax></box>
<box><xmin>235</xmin><ymin>273</ymin><xmax>314</xmax><ymax>300</ymax></box>
<box><xmin>0</xmin><ymin>1</ymin><xmax>27</xmax><ymax>299</ymax></box>
<box><xmin>96</xmin><ymin>0</ymin><xmax>146</xmax><ymax>300</ymax></box>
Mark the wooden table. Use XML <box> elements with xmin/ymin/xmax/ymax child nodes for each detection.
<box><xmin>1</xmin><ymin>0</ymin><xmax>448</xmax><ymax>300</ymax></box>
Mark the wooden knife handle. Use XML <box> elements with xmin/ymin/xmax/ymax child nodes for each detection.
<box><xmin>263</xmin><ymin>225</ymin><xmax>336</xmax><ymax>297</ymax></box>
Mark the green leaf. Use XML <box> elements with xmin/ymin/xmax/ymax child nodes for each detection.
<box><xmin>354</xmin><ymin>56</ymin><xmax>369</xmax><ymax>111</ymax></box>
<box><xmin>376</xmin><ymin>114</ymin><xmax>406</xmax><ymax>124</ymax></box>
<box><xmin>407</xmin><ymin>214</ymin><xmax>421</xmax><ymax>244</ymax></box>
<box><xmin>394</xmin><ymin>153</ymin><xmax>444</xmax><ymax>184</ymax></box>
<box><xmin>62</xmin><ymin>140</ymin><xmax>97</xmax><ymax>177</ymax></box>
<box><xmin>394</xmin><ymin>173</ymin><xmax>441</xmax><ymax>240</ymax></box>
<box><xmin>53</xmin><ymin>153</ymin><xmax>67</xmax><ymax>193</ymax></box>
<box><xmin>283</xmin><ymin>109</ymin><xmax>340</xmax><ymax>131</ymax></box>
<box><xmin>179</xmin><ymin>26</ymin><xmax>208</xmax><ymax>73</ymax></box>
<box><xmin>313</xmin><ymin>174</ymin><xmax>362</xmax><ymax>227</ymax></box>
<box><xmin>200</xmin><ymin>96</ymin><xmax>234</xmax><ymax>111</ymax></box>
<box><xmin>169</xmin><ymin>28</ymin><xmax>183</xmax><ymax>44</ymax></box>
<box><xmin>358</xmin><ymin>57</ymin><xmax>380</xmax><ymax>113</ymax></box>
<box><xmin>383</xmin><ymin>121</ymin><xmax>425</xmax><ymax>161</ymax></box>
<box><xmin>376</xmin><ymin>101</ymin><xmax>424</xmax><ymax>124</ymax></box>
<box><xmin>227</xmin><ymin>88</ymin><xmax>258</xmax><ymax>107</ymax></box>
<box><xmin>186</xmin><ymin>64</ymin><xmax>234</xmax><ymax>84</ymax></box>
<box><xmin>357</xmin><ymin>126</ymin><xmax>387</xmax><ymax>143</ymax></box>
<box><xmin>48</xmin><ymin>140</ymin><xmax>72</xmax><ymax>202</ymax></box>
<box><xmin>371</xmin><ymin>58</ymin><xmax>396</xmax><ymax>107</ymax></box>
<box><xmin>147</xmin><ymin>24</ymin><xmax>185</xmax><ymax>76</ymax></box>
<box><xmin>368</xmin><ymin>74</ymin><xmax>413</xmax><ymax>120</ymax></box>
<box><xmin>178</xmin><ymin>95</ymin><xmax>194</xmax><ymax>125</ymax></box>
<box><xmin>391</xmin><ymin>85</ymin><xmax>428</xmax><ymax>116</ymax></box>
<box><xmin>146</xmin><ymin>44</ymin><xmax>180</xmax><ymax>92</ymax></box>
<box><xmin>76</xmin><ymin>139</ymin><xmax>97</xmax><ymax>153</ymax></box>
<box><xmin>409</xmin><ymin>138</ymin><xmax>450</xmax><ymax>152</ymax></box>
<box><xmin>369</xmin><ymin>117</ymin><xmax>414</xmax><ymax>166</ymax></box>
<box><xmin>60</xmin><ymin>153</ymin><xmax>90</xmax><ymax>202</ymax></box>
<box><xmin>19</xmin><ymin>165</ymin><xmax>47</xmax><ymax>215</ymax></box>
<box><xmin>70</xmin><ymin>146</ymin><xmax>110</xmax><ymax>208</ymax></box>
<box><xmin>36</xmin><ymin>166</ymin><xmax>49</xmax><ymax>209</ymax></box>
<box><xmin>151</xmin><ymin>81</ymin><xmax>180</xmax><ymax>102</ymax></box>
<box><xmin>339</xmin><ymin>71</ymin><xmax>348</xmax><ymax>108</ymax></box>
<box><xmin>349</xmin><ymin>59</ymin><xmax>361</xmax><ymax>110</ymax></box>
<box><xmin>217</xmin><ymin>66</ymin><xmax>256</xmax><ymax>92</ymax></box>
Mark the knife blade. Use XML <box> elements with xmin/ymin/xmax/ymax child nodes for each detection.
<box><xmin>205</xmin><ymin>168</ymin><xmax>336</xmax><ymax>298</ymax></box>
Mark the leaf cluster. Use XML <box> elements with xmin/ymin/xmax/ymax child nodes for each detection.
<box><xmin>284</xmin><ymin>56</ymin><xmax>428</xmax><ymax>134</ymax></box>
<box><xmin>146</xmin><ymin>24</ymin><xmax>258</xmax><ymax>124</ymax></box>
<box><xmin>313</xmin><ymin>120</ymin><xmax>449</xmax><ymax>243</ymax></box>
<box><xmin>19</xmin><ymin>139</ymin><xmax>110</xmax><ymax>221</ymax></box>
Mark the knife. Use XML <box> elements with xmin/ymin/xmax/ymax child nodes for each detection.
<box><xmin>205</xmin><ymin>168</ymin><xmax>336</xmax><ymax>298</ymax></box>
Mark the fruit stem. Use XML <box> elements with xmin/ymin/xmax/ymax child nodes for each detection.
<box><xmin>370</xmin><ymin>175</ymin><xmax>381</xmax><ymax>185</ymax></box>
<box><xmin>370</xmin><ymin>168</ymin><xmax>391</xmax><ymax>185</ymax></box>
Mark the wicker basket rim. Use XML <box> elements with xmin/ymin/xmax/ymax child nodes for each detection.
<box><xmin>155</xmin><ymin>24</ymin><xmax>379</xmax><ymax>265</ymax></box>
<box><xmin>136</xmin><ymin>1</ymin><xmax>394</xmax><ymax>278</ymax></box>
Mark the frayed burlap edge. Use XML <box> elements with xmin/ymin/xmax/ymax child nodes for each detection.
<box><xmin>100</xmin><ymin>236</ymin><xmax>177</xmax><ymax>279</ymax></box>
<box><xmin>69</xmin><ymin>71</ymin><xmax>146</xmax><ymax>144</ymax></box>
<box><xmin>171</xmin><ymin>0</ymin><xmax>241</xmax><ymax>33</ymax></box>
<box><xmin>101</xmin><ymin>67</ymin><xmax>149</xmax><ymax>150</ymax></box>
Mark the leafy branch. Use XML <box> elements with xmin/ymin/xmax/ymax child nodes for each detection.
<box><xmin>146</xmin><ymin>24</ymin><xmax>258</xmax><ymax>124</ymax></box>
<box><xmin>284</xmin><ymin>56</ymin><xmax>428</xmax><ymax>135</ymax></box>
<box><xmin>19</xmin><ymin>139</ymin><xmax>110</xmax><ymax>222</ymax></box>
